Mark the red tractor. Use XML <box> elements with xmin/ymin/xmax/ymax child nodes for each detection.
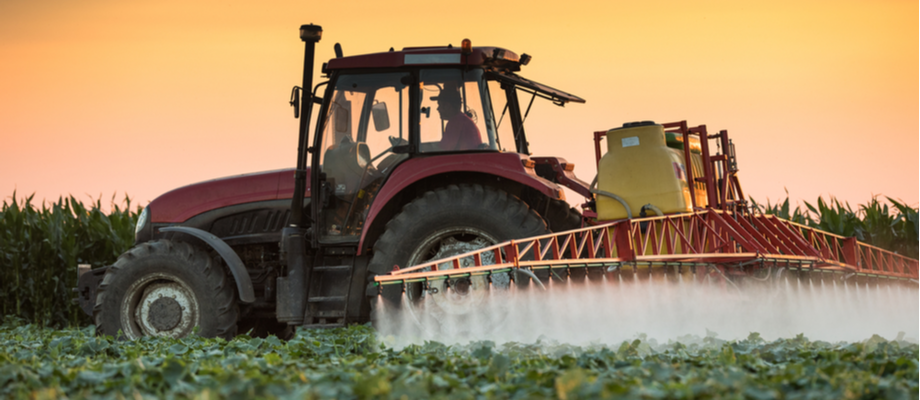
<box><xmin>75</xmin><ymin>25</ymin><xmax>591</xmax><ymax>339</ymax></box>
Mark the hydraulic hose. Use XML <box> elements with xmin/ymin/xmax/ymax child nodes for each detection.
<box><xmin>515</xmin><ymin>269</ymin><xmax>546</xmax><ymax>290</ymax></box>
<box><xmin>589</xmin><ymin>175</ymin><xmax>632</xmax><ymax>219</ymax></box>
<box><xmin>708</xmin><ymin>264</ymin><xmax>742</xmax><ymax>293</ymax></box>
<box><xmin>640</xmin><ymin>204</ymin><xmax>664</xmax><ymax>217</ymax></box>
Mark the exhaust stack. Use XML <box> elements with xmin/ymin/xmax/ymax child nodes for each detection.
<box><xmin>290</xmin><ymin>24</ymin><xmax>322</xmax><ymax>228</ymax></box>
<box><xmin>279</xmin><ymin>24</ymin><xmax>322</xmax><ymax>325</ymax></box>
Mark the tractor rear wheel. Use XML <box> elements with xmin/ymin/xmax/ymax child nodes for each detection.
<box><xmin>368</xmin><ymin>184</ymin><xmax>549</xmax><ymax>333</ymax></box>
<box><xmin>94</xmin><ymin>240</ymin><xmax>238</xmax><ymax>340</ymax></box>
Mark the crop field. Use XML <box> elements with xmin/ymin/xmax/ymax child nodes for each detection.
<box><xmin>1</xmin><ymin>321</ymin><xmax>918</xmax><ymax>399</ymax></box>
<box><xmin>1</xmin><ymin>194</ymin><xmax>918</xmax><ymax>399</ymax></box>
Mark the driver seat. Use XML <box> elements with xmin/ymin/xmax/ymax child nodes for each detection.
<box><xmin>322</xmin><ymin>136</ymin><xmax>371</xmax><ymax>195</ymax></box>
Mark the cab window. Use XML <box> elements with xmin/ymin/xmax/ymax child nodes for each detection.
<box><xmin>418</xmin><ymin>69</ymin><xmax>498</xmax><ymax>153</ymax></box>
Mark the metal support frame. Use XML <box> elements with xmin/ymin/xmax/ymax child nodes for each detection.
<box><xmin>373</xmin><ymin>208</ymin><xmax>919</xmax><ymax>288</ymax></box>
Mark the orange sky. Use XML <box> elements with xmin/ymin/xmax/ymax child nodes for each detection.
<box><xmin>1</xmin><ymin>0</ymin><xmax>917</xmax><ymax>212</ymax></box>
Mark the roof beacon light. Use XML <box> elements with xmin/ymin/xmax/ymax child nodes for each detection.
<box><xmin>461</xmin><ymin>38</ymin><xmax>472</xmax><ymax>55</ymax></box>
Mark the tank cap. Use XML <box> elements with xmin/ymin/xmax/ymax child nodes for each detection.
<box><xmin>622</xmin><ymin>121</ymin><xmax>656</xmax><ymax>128</ymax></box>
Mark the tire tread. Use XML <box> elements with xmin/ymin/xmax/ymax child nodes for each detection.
<box><xmin>94</xmin><ymin>239</ymin><xmax>239</xmax><ymax>339</ymax></box>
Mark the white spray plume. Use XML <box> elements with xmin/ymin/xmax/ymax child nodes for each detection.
<box><xmin>373</xmin><ymin>275</ymin><xmax>919</xmax><ymax>349</ymax></box>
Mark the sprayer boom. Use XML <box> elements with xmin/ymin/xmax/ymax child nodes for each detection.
<box><xmin>373</xmin><ymin>208</ymin><xmax>919</xmax><ymax>291</ymax></box>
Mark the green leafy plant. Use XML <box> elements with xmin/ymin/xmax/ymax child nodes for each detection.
<box><xmin>1</xmin><ymin>321</ymin><xmax>917</xmax><ymax>399</ymax></box>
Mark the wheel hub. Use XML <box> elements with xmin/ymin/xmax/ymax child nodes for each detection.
<box><xmin>122</xmin><ymin>275</ymin><xmax>200</xmax><ymax>339</ymax></box>
<box><xmin>450</xmin><ymin>278</ymin><xmax>472</xmax><ymax>295</ymax></box>
<box><xmin>147</xmin><ymin>297</ymin><xmax>182</xmax><ymax>331</ymax></box>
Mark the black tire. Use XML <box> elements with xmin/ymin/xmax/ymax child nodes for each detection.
<box><xmin>544</xmin><ymin>198</ymin><xmax>584</xmax><ymax>232</ymax></box>
<box><xmin>368</xmin><ymin>184</ymin><xmax>549</xmax><ymax>331</ymax></box>
<box><xmin>94</xmin><ymin>240</ymin><xmax>239</xmax><ymax>340</ymax></box>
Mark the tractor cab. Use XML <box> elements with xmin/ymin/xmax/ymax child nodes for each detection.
<box><xmin>305</xmin><ymin>41</ymin><xmax>585</xmax><ymax>244</ymax></box>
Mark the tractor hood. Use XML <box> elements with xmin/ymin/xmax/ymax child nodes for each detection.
<box><xmin>148</xmin><ymin>168</ymin><xmax>309</xmax><ymax>223</ymax></box>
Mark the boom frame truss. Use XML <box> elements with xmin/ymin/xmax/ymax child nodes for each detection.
<box><xmin>373</xmin><ymin>209</ymin><xmax>919</xmax><ymax>289</ymax></box>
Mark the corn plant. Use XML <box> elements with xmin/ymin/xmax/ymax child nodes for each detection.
<box><xmin>749</xmin><ymin>190</ymin><xmax>809</xmax><ymax>224</ymax></box>
<box><xmin>887</xmin><ymin>197</ymin><xmax>919</xmax><ymax>258</ymax></box>
<box><xmin>859</xmin><ymin>197</ymin><xmax>898</xmax><ymax>254</ymax></box>
<box><xmin>750</xmin><ymin>194</ymin><xmax>918</xmax><ymax>258</ymax></box>
<box><xmin>804</xmin><ymin>197</ymin><xmax>864</xmax><ymax>240</ymax></box>
<box><xmin>0</xmin><ymin>193</ymin><xmax>139</xmax><ymax>327</ymax></box>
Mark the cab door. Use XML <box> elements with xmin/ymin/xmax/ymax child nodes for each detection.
<box><xmin>313</xmin><ymin>72</ymin><xmax>411</xmax><ymax>243</ymax></box>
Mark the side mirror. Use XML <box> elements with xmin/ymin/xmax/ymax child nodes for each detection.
<box><xmin>371</xmin><ymin>102</ymin><xmax>390</xmax><ymax>131</ymax></box>
<box><xmin>289</xmin><ymin>86</ymin><xmax>301</xmax><ymax>118</ymax></box>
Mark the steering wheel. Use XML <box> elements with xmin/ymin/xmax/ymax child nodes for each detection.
<box><xmin>371</xmin><ymin>136</ymin><xmax>408</xmax><ymax>163</ymax></box>
<box><xmin>388</xmin><ymin>135</ymin><xmax>408</xmax><ymax>148</ymax></box>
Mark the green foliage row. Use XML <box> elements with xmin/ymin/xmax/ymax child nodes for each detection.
<box><xmin>750</xmin><ymin>195</ymin><xmax>919</xmax><ymax>258</ymax></box>
<box><xmin>1</xmin><ymin>321</ymin><xmax>917</xmax><ymax>399</ymax></box>
<box><xmin>0</xmin><ymin>193</ymin><xmax>139</xmax><ymax>328</ymax></box>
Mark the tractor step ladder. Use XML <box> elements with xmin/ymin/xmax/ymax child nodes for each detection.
<box><xmin>303</xmin><ymin>255</ymin><xmax>355</xmax><ymax>328</ymax></box>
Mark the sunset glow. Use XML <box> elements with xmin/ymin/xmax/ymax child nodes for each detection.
<box><xmin>1</xmin><ymin>0</ymin><xmax>917</xmax><ymax>210</ymax></box>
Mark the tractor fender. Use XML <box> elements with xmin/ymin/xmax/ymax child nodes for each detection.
<box><xmin>159</xmin><ymin>226</ymin><xmax>256</xmax><ymax>303</ymax></box>
<box><xmin>357</xmin><ymin>152</ymin><xmax>564</xmax><ymax>255</ymax></box>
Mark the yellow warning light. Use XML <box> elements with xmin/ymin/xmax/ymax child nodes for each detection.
<box><xmin>461</xmin><ymin>38</ymin><xmax>472</xmax><ymax>55</ymax></box>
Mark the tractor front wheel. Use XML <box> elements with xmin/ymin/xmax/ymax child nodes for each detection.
<box><xmin>94</xmin><ymin>240</ymin><xmax>239</xmax><ymax>340</ymax></box>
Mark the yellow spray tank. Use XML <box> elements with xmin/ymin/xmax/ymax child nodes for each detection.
<box><xmin>595</xmin><ymin>121</ymin><xmax>706</xmax><ymax>220</ymax></box>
